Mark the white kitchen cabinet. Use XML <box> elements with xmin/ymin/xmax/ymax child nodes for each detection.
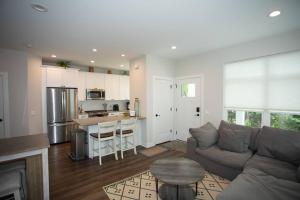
<box><xmin>119</xmin><ymin>75</ymin><xmax>130</xmax><ymax>100</ymax></box>
<box><xmin>45</xmin><ymin>66</ymin><xmax>79</xmax><ymax>88</ymax></box>
<box><xmin>78</xmin><ymin>72</ymin><xmax>87</xmax><ymax>101</ymax></box>
<box><xmin>62</xmin><ymin>69</ymin><xmax>79</xmax><ymax>87</ymax></box>
<box><xmin>105</xmin><ymin>74</ymin><xmax>120</xmax><ymax>100</ymax></box>
<box><xmin>86</xmin><ymin>72</ymin><xmax>105</xmax><ymax>89</ymax></box>
<box><xmin>46</xmin><ymin>67</ymin><xmax>63</xmax><ymax>87</ymax></box>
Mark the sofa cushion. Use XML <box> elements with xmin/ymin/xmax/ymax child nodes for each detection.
<box><xmin>216</xmin><ymin>168</ymin><xmax>300</xmax><ymax>200</ymax></box>
<box><xmin>257</xmin><ymin>126</ymin><xmax>300</xmax><ymax>166</ymax></box>
<box><xmin>245</xmin><ymin>154</ymin><xmax>298</xmax><ymax>182</ymax></box>
<box><xmin>189</xmin><ymin>122</ymin><xmax>218</xmax><ymax>149</ymax></box>
<box><xmin>195</xmin><ymin>145</ymin><xmax>253</xmax><ymax>170</ymax></box>
<box><xmin>218</xmin><ymin>128</ymin><xmax>251</xmax><ymax>153</ymax></box>
<box><xmin>219</xmin><ymin>120</ymin><xmax>261</xmax><ymax>151</ymax></box>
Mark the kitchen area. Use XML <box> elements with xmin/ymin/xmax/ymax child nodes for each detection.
<box><xmin>42</xmin><ymin>65</ymin><xmax>145</xmax><ymax>160</ymax></box>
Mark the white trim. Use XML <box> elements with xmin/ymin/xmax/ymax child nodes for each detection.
<box><xmin>0</xmin><ymin>72</ymin><xmax>10</xmax><ymax>138</ymax></box>
<box><xmin>152</xmin><ymin>76</ymin><xmax>174</xmax><ymax>145</ymax></box>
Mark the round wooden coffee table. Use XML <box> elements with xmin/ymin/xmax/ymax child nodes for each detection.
<box><xmin>150</xmin><ymin>157</ymin><xmax>204</xmax><ymax>200</ymax></box>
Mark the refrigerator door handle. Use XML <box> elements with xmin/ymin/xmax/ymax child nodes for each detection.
<box><xmin>62</xmin><ymin>89</ymin><xmax>67</xmax><ymax>121</ymax></box>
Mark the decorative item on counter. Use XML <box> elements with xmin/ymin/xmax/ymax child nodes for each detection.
<box><xmin>107</xmin><ymin>69</ymin><xmax>112</xmax><ymax>74</ymax></box>
<box><xmin>130</xmin><ymin>110</ymin><xmax>136</xmax><ymax>117</ymax></box>
<box><xmin>56</xmin><ymin>60</ymin><xmax>71</xmax><ymax>69</ymax></box>
<box><xmin>134</xmin><ymin>98</ymin><xmax>140</xmax><ymax>117</ymax></box>
<box><xmin>88</xmin><ymin>66</ymin><xmax>94</xmax><ymax>72</ymax></box>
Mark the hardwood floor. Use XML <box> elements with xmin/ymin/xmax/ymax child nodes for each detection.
<box><xmin>49</xmin><ymin>143</ymin><xmax>184</xmax><ymax>200</ymax></box>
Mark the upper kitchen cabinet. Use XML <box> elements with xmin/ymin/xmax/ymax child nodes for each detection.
<box><xmin>78</xmin><ymin>72</ymin><xmax>87</xmax><ymax>101</ymax></box>
<box><xmin>86</xmin><ymin>72</ymin><xmax>105</xmax><ymax>89</ymax></box>
<box><xmin>119</xmin><ymin>75</ymin><xmax>130</xmax><ymax>100</ymax></box>
<box><xmin>105</xmin><ymin>74</ymin><xmax>120</xmax><ymax>100</ymax></box>
<box><xmin>45</xmin><ymin>66</ymin><xmax>79</xmax><ymax>87</ymax></box>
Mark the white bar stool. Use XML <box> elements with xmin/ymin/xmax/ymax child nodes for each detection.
<box><xmin>117</xmin><ymin>118</ymin><xmax>137</xmax><ymax>159</ymax></box>
<box><xmin>90</xmin><ymin>121</ymin><xmax>118</xmax><ymax>165</ymax></box>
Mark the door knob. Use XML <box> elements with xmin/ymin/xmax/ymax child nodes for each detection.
<box><xmin>194</xmin><ymin>114</ymin><xmax>200</xmax><ymax>116</ymax></box>
<box><xmin>155</xmin><ymin>114</ymin><xmax>160</xmax><ymax>117</ymax></box>
<box><xmin>0</xmin><ymin>119</ymin><xmax>3</xmax><ymax>122</ymax></box>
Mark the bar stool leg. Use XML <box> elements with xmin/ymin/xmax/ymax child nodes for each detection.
<box><xmin>132</xmin><ymin>134</ymin><xmax>137</xmax><ymax>155</ymax></box>
<box><xmin>113</xmin><ymin>137</ymin><xmax>118</xmax><ymax>160</ymax></box>
<box><xmin>120</xmin><ymin>135</ymin><xmax>124</xmax><ymax>159</ymax></box>
<box><xmin>98</xmin><ymin>138</ymin><xmax>102</xmax><ymax>165</ymax></box>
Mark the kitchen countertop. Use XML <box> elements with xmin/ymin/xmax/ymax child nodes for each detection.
<box><xmin>0</xmin><ymin>134</ymin><xmax>50</xmax><ymax>157</ymax></box>
<box><xmin>74</xmin><ymin>115</ymin><xmax>146</xmax><ymax>126</ymax></box>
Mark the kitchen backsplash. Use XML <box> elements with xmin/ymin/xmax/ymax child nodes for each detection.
<box><xmin>79</xmin><ymin>100</ymin><xmax>129</xmax><ymax>111</ymax></box>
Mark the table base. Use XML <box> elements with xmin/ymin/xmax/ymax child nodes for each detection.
<box><xmin>158</xmin><ymin>184</ymin><xmax>196</xmax><ymax>200</ymax></box>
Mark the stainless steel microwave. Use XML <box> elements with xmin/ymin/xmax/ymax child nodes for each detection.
<box><xmin>86</xmin><ymin>89</ymin><xmax>105</xmax><ymax>100</ymax></box>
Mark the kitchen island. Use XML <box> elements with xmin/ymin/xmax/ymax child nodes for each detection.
<box><xmin>74</xmin><ymin>115</ymin><xmax>146</xmax><ymax>159</ymax></box>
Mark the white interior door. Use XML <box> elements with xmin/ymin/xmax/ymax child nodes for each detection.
<box><xmin>0</xmin><ymin>74</ymin><xmax>5</xmax><ymax>138</ymax></box>
<box><xmin>153</xmin><ymin>77</ymin><xmax>173</xmax><ymax>144</ymax></box>
<box><xmin>175</xmin><ymin>77</ymin><xmax>202</xmax><ymax>141</ymax></box>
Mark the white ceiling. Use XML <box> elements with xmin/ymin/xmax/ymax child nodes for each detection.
<box><xmin>1</xmin><ymin>0</ymin><xmax>300</xmax><ymax>70</ymax></box>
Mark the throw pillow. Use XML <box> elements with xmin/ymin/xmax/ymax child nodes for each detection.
<box><xmin>189</xmin><ymin>122</ymin><xmax>218</xmax><ymax>149</ymax></box>
<box><xmin>218</xmin><ymin>128</ymin><xmax>251</xmax><ymax>153</ymax></box>
<box><xmin>257</xmin><ymin>126</ymin><xmax>300</xmax><ymax>166</ymax></box>
<box><xmin>218</xmin><ymin>120</ymin><xmax>261</xmax><ymax>151</ymax></box>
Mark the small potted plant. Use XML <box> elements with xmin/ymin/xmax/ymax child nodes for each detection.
<box><xmin>56</xmin><ymin>61</ymin><xmax>71</xmax><ymax>69</ymax></box>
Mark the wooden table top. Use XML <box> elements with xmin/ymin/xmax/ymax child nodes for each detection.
<box><xmin>73</xmin><ymin>115</ymin><xmax>146</xmax><ymax>126</ymax></box>
<box><xmin>150</xmin><ymin>157</ymin><xmax>205</xmax><ymax>185</ymax></box>
<box><xmin>0</xmin><ymin>134</ymin><xmax>50</xmax><ymax>157</ymax></box>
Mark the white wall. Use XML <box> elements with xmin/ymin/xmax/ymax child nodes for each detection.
<box><xmin>175</xmin><ymin>29</ymin><xmax>300</xmax><ymax>127</ymax></box>
<box><xmin>27</xmin><ymin>54</ymin><xmax>43</xmax><ymax>134</ymax></box>
<box><xmin>145</xmin><ymin>55</ymin><xmax>175</xmax><ymax>146</ymax></box>
<box><xmin>0</xmin><ymin>49</ymin><xmax>28</xmax><ymax>137</ymax></box>
<box><xmin>129</xmin><ymin>55</ymin><xmax>175</xmax><ymax>147</ymax></box>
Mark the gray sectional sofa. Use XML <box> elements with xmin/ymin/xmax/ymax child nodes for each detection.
<box><xmin>187</xmin><ymin>120</ymin><xmax>300</xmax><ymax>200</ymax></box>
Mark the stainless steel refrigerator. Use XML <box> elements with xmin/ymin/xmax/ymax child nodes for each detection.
<box><xmin>47</xmin><ymin>87</ymin><xmax>78</xmax><ymax>144</ymax></box>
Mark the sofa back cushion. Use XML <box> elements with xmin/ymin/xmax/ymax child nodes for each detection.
<box><xmin>218</xmin><ymin>128</ymin><xmax>251</xmax><ymax>153</ymax></box>
<box><xmin>257</xmin><ymin>126</ymin><xmax>300</xmax><ymax>166</ymax></box>
<box><xmin>218</xmin><ymin>120</ymin><xmax>261</xmax><ymax>151</ymax></box>
<box><xmin>189</xmin><ymin>122</ymin><xmax>218</xmax><ymax>149</ymax></box>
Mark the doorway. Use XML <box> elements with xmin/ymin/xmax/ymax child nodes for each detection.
<box><xmin>174</xmin><ymin>76</ymin><xmax>203</xmax><ymax>141</ymax></box>
<box><xmin>0</xmin><ymin>72</ymin><xmax>9</xmax><ymax>138</ymax></box>
<box><xmin>153</xmin><ymin>77</ymin><xmax>174</xmax><ymax>144</ymax></box>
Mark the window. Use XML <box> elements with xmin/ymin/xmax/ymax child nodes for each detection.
<box><xmin>181</xmin><ymin>83</ymin><xmax>195</xmax><ymax>97</ymax></box>
<box><xmin>271</xmin><ymin>112</ymin><xmax>300</xmax><ymax>131</ymax></box>
<box><xmin>227</xmin><ymin>110</ymin><xmax>262</xmax><ymax>128</ymax></box>
<box><xmin>224</xmin><ymin>51</ymin><xmax>300</xmax><ymax>130</ymax></box>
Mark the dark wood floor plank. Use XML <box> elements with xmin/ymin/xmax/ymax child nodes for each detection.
<box><xmin>49</xmin><ymin>143</ymin><xmax>184</xmax><ymax>200</ymax></box>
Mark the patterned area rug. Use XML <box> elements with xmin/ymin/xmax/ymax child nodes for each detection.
<box><xmin>103</xmin><ymin>170</ymin><xmax>230</xmax><ymax>200</ymax></box>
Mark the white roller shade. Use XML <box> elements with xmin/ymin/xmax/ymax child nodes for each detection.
<box><xmin>224</xmin><ymin>51</ymin><xmax>300</xmax><ymax>111</ymax></box>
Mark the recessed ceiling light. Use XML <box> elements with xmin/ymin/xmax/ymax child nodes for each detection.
<box><xmin>90</xmin><ymin>60</ymin><xmax>95</xmax><ymax>63</ymax></box>
<box><xmin>120</xmin><ymin>64</ymin><xmax>124</xmax><ymax>67</ymax></box>
<box><xmin>92</xmin><ymin>48</ymin><xmax>97</xmax><ymax>52</ymax></box>
<box><xmin>31</xmin><ymin>4</ymin><xmax>48</xmax><ymax>12</ymax></box>
<box><xmin>269</xmin><ymin>10</ymin><xmax>281</xmax><ymax>17</ymax></box>
<box><xmin>51</xmin><ymin>54</ymin><xmax>56</xmax><ymax>58</ymax></box>
<box><xmin>121</xmin><ymin>54</ymin><xmax>125</xmax><ymax>57</ymax></box>
<box><xmin>171</xmin><ymin>46</ymin><xmax>177</xmax><ymax>50</ymax></box>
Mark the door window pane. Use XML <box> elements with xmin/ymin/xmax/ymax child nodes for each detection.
<box><xmin>181</xmin><ymin>83</ymin><xmax>195</xmax><ymax>97</ymax></box>
<box><xmin>271</xmin><ymin>113</ymin><xmax>300</xmax><ymax>131</ymax></box>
